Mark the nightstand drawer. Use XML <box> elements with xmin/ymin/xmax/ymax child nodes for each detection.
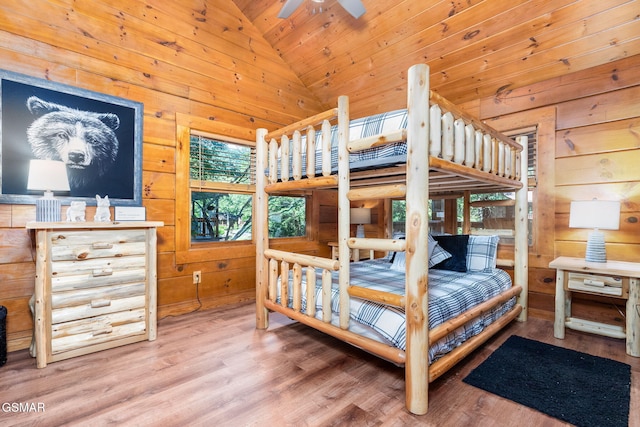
<box><xmin>566</xmin><ymin>272</ymin><xmax>627</xmax><ymax>297</ymax></box>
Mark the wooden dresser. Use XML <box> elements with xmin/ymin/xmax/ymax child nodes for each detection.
<box><xmin>26</xmin><ymin>221</ymin><xmax>163</xmax><ymax>368</ymax></box>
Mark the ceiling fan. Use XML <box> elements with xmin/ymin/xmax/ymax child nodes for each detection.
<box><xmin>277</xmin><ymin>0</ymin><xmax>366</xmax><ymax>19</ymax></box>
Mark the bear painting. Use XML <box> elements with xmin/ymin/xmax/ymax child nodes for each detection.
<box><xmin>26</xmin><ymin>96</ymin><xmax>120</xmax><ymax>192</ymax></box>
<box><xmin>0</xmin><ymin>75</ymin><xmax>140</xmax><ymax>204</ymax></box>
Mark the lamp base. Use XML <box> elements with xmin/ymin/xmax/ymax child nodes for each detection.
<box><xmin>585</xmin><ymin>230</ymin><xmax>606</xmax><ymax>263</ymax></box>
<box><xmin>355</xmin><ymin>224</ymin><xmax>365</xmax><ymax>238</ymax></box>
<box><xmin>35</xmin><ymin>194</ymin><xmax>61</xmax><ymax>222</ymax></box>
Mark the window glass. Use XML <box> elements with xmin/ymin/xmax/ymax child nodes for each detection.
<box><xmin>192</xmin><ymin>192</ymin><xmax>252</xmax><ymax>241</ymax></box>
<box><xmin>268</xmin><ymin>196</ymin><xmax>306</xmax><ymax>238</ymax></box>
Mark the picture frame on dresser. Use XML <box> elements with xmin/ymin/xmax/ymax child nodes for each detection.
<box><xmin>0</xmin><ymin>69</ymin><xmax>143</xmax><ymax>206</ymax></box>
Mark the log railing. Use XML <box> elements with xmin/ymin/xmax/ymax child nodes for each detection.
<box><xmin>262</xmin><ymin>93</ymin><xmax>523</xmax><ymax>194</ymax></box>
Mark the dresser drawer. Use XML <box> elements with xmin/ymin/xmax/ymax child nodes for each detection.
<box><xmin>51</xmin><ymin>267</ymin><xmax>147</xmax><ymax>293</ymax></box>
<box><xmin>50</xmin><ymin>229</ymin><xmax>147</xmax><ymax>262</ymax></box>
<box><xmin>566</xmin><ymin>272</ymin><xmax>627</xmax><ymax>298</ymax></box>
<box><xmin>51</xmin><ymin>308</ymin><xmax>147</xmax><ymax>355</ymax></box>
<box><xmin>51</xmin><ymin>255</ymin><xmax>147</xmax><ymax>286</ymax></box>
<box><xmin>51</xmin><ymin>282</ymin><xmax>145</xmax><ymax>318</ymax></box>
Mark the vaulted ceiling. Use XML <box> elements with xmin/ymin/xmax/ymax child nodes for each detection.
<box><xmin>231</xmin><ymin>0</ymin><xmax>639</xmax><ymax>118</ymax></box>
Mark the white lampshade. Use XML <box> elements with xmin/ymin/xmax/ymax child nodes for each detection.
<box><xmin>569</xmin><ymin>200</ymin><xmax>620</xmax><ymax>230</ymax></box>
<box><xmin>27</xmin><ymin>159</ymin><xmax>71</xmax><ymax>193</ymax></box>
<box><xmin>27</xmin><ymin>159</ymin><xmax>70</xmax><ymax>222</ymax></box>
<box><xmin>350</xmin><ymin>208</ymin><xmax>371</xmax><ymax>225</ymax></box>
<box><xmin>569</xmin><ymin>199</ymin><xmax>620</xmax><ymax>263</ymax></box>
<box><xmin>350</xmin><ymin>208</ymin><xmax>371</xmax><ymax>238</ymax></box>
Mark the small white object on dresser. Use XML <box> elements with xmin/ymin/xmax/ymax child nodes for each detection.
<box><xmin>550</xmin><ymin>256</ymin><xmax>640</xmax><ymax>357</ymax></box>
<box><xmin>26</xmin><ymin>221</ymin><xmax>163</xmax><ymax>368</ymax></box>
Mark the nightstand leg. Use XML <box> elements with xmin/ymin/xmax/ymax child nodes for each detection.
<box><xmin>554</xmin><ymin>269</ymin><xmax>566</xmax><ymax>339</ymax></box>
<box><xmin>627</xmin><ymin>278</ymin><xmax>640</xmax><ymax>357</ymax></box>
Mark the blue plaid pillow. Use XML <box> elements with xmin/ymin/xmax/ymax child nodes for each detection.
<box><xmin>466</xmin><ymin>235</ymin><xmax>500</xmax><ymax>271</ymax></box>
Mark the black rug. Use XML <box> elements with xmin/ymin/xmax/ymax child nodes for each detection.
<box><xmin>463</xmin><ymin>335</ymin><xmax>631</xmax><ymax>427</ymax></box>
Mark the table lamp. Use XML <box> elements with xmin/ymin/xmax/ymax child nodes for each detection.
<box><xmin>569</xmin><ymin>199</ymin><xmax>620</xmax><ymax>263</ymax></box>
<box><xmin>27</xmin><ymin>159</ymin><xmax>70</xmax><ymax>222</ymax></box>
<box><xmin>350</xmin><ymin>207</ymin><xmax>371</xmax><ymax>238</ymax></box>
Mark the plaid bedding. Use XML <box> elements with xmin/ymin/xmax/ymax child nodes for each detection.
<box><xmin>273</xmin><ymin>109</ymin><xmax>409</xmax><ymax>177</ymax></box>
<box><xmin>278</xmin><ymin>258</ymin><xmax>515</xmax><ymax>363</ymax></box>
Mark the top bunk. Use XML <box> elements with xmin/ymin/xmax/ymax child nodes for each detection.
<box><xmin>257</xmin><ymin>77</ymin><xmax>524</xmax><ymax>197</ymax></box>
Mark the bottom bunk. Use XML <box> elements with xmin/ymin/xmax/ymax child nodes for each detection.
<box><xmin>260</xmin><ymin>235</ymin><xmax>523</xmax><ymax>404</ymax></box>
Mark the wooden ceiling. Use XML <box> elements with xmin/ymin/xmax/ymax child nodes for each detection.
<box><xmin>230</xmin><ymin>0</ymin><xmax>639</xmax><ymax>119</ymax></box>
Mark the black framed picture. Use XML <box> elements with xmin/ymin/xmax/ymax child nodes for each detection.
<box><xmin>0</xmin><ymin>69</ymin><xmax>143</xmax><ymax>206</ymax></box>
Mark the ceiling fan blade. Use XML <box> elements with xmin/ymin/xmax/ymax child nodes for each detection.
<box><xmin>337</xmin><ymin>0</ymin><xmax>366</xmax><ymax>18</ymax></box>
<box><xmin>277</xmin><ymin>0</ymin><xmax>305</xmax><ymax>18</ymax></box>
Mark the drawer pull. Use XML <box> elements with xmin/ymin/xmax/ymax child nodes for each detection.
<box><xmin>90</xmin><ymin>299</ymin><xmax>112</xmax><ymax>308</ymax></box>
<box><xmin>92</xmin><ymin>268</ymin><xmax>113</xmax><ymax>277</ymax></box>
<box><xmin>584</xmin><ymin>279</ymin><xmax>604</xmax><ymax>287</ymax></box>
<box><xmin>92</xmin><ymin>325</ymin><xmax>113</xmax><ymax>336</ymax></box>
<box><xmin>92</xmin><ymin>242</ymin><xmax>114</xmax><ymax>249</ymax></box>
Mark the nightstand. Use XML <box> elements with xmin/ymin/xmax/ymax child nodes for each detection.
<box><xmin>550</xmin><ymin>256</ymin><xmax>640</xmax><ymax>357</ymax></box>
<box><xmin>328</xmin><ymin>242</ymin><xmax>373</xmax><ymax>262</ymax></box>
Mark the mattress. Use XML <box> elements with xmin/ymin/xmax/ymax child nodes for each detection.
<box><xmin>270</xmin><ymin>109</ymin><xmax>409</xmax><ymax>177</ymax></box>
<box><xmin>277</xmin><ymin>258</ymin><xmax>516</xmax><ymax>363</ymax></box>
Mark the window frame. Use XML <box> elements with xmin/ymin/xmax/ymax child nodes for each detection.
<box><xmin>175</xmin><ymin>114</ymin><xmax>310</xmax><ymax>264</ymax></box>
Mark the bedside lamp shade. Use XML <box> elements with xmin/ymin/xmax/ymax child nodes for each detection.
<box><xmin>27</xmin><ymin>159</ymin><xmax>70</xmax><ymax>222</ymax></box>
<box><xmin>350</xmin><ymin>207</ymin><xmax>371</xmax><ymax>238</ymax></box>
<box><xmin>569</xmin><ymin>200</ymin><xmax>620</xmax><ymax>263</ymax></box>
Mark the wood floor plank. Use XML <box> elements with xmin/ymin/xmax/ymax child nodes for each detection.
<box><xmin>0</xmin><ymin>301</ymin><xmax>637</xmax><ymax>426</ymax></box>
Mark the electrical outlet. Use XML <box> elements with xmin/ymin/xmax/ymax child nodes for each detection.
<box><xmin>193</xmin><ymin>271</ymin><xmax>201</xmax><ymax>285</ymax></box>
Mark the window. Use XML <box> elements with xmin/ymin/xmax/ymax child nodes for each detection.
<box><xmin>189</xmin><ymin>133</ymin><xmax>307</xmax><ymax>243</ymax></box>
<box><xmin>391</xmin><ymin>127</ymin><xmax>536</xmax><ymax>244</ymax></box>
<box><xmin>467</xmin><ymin>127</ymin><xmax>537</xmax><ymax>245</ymax></box>
<box><xmin>190</xmin><ymin>134</ymin><xmax>255</xmax><ymax>243</ymax></box>
<box><xmin>391</xmin><ymin>199</ymin><xmax>445</xmax><ymax>235</ymax></box>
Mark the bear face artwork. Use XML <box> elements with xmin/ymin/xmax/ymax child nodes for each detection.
<box><xmin>25</xmin><ymin>96</ymin><xmax>120</xmax><ymax>192</ymax></box>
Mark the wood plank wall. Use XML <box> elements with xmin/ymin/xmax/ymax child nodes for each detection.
<box><xmin>0</xmin><ymin>0</ymin><xmax>326</xmax><ymax>352</ymax></box>
<box><xmin>466</xmin><ymin>54</ymin><xmax>640</xmax><ymax>325</ymax></box>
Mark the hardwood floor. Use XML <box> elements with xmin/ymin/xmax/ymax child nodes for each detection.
<box><xmin>1</xmin><ymin>302</ymin><xmax>638</xmax><ymax>426</ymax></box>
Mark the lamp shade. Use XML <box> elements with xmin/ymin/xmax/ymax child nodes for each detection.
<box><xmin>27</xmin><ymin>159</ymin><xmax>70</xmax><ymax>193</ymax></box>
<box><xmin>350</xmin><ymin>208</ymin><xmax>371</xmax><ymax>225</ymax></box>
<box><xmin>569</xmin><ymin>200</ymin><xmax>620</xmax><ymax>230</ymax></box>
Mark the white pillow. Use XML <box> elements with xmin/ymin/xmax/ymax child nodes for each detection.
<box><xmin>390</xmin><ymin>251</ymin><xmax>406</xmax><ymax>271</ymax></box>
<box><xmin>390</xmin><ymin>234</ymin><xmax>452</xmax><ymax>270</ymax></box>
<box><xmin>466</xmin><ymin>235</ymin><xmax>500</xmax><ymax>271</ymax></box>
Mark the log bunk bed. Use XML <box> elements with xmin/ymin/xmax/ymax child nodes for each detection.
<box><xmin>255</xmin><ymin>64</ymin><xmax>528</xmax><ymax>415</ymax></box>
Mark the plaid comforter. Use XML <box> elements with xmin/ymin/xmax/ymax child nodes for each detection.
<box><xmin>273</xmin><ymin>109</ymin><xmax>410</xmax><ymax>177</ymax></box>
<box><xmin>279</xmin><ymin>258</ymin><xmax>515</xmax><ymax>363</ymax></box>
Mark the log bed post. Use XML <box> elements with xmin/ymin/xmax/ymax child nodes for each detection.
<box><xmin>256</xmin><ymin>128</ymin><xmax>269</xmax><ymax>329</ymax></box>
<box><xmin>337</xmin><ymin>95</ymin><xmax>351</xmax><ymax>330</ymax></box>
<box><xmin>405</xmin><ymin>63</ymin><xmax>430</xmax><ymax>415</ymax></box>
<box><xmin>514</xmin><ymin>135</ymin><xmax>529</xmax><ymax>321</ymax></box>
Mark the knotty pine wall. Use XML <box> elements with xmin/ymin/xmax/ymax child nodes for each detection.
<box><xmin>464</xmin><ymin>54</ymin><xmax>640</xmax><ymax>325</ymax></box>
<box><xmin>0</xmin><ymin>0</ymin><xmax>326</xmax><ymax>352</ymax></box>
